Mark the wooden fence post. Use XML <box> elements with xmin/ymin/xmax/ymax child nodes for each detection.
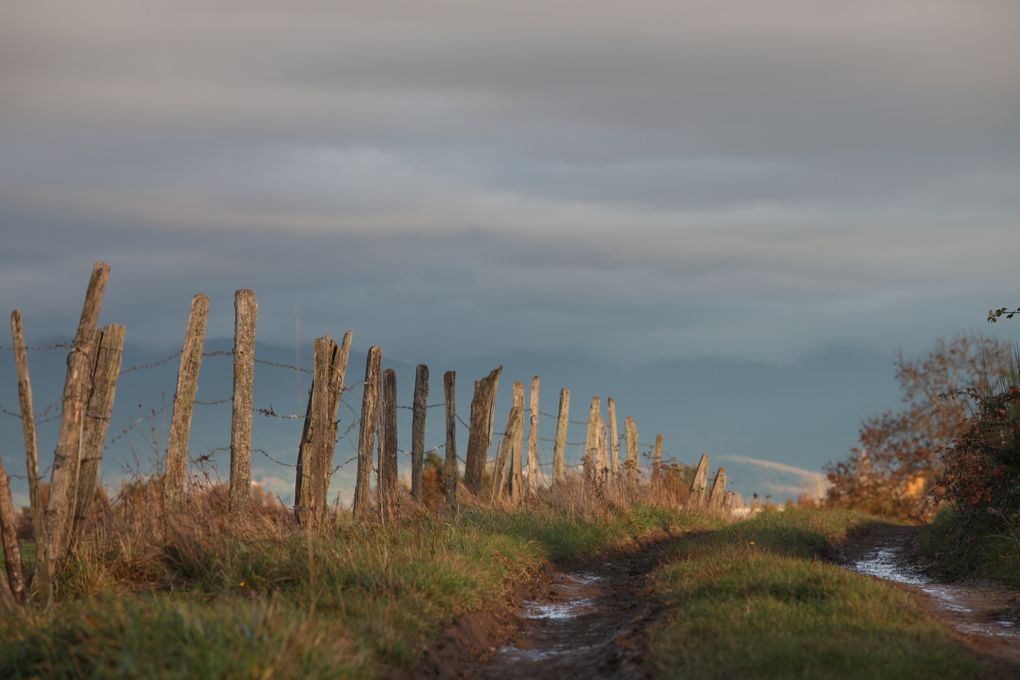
<box><xmin>652</xmin><ymin>434</ymin><xmax>663</xmax><ymax>482</ymax></box>
<box><xmin>0</xmin><ymin>460</ymin><xmax>25</xmax><ymax>603</ymax></box>
<box><xmin>598</xmin><ymin>417</ymin><xmax>609</xmax><ymax>482</ymax></box>
<box><xmin>411</xmin><ymin>364</ymin><xmax>429</xmax><ymax>502</ymax></box>
<box><xmin>464</xmin><ymin>367</ymin><xmax>501</xmax><ymax>496</ymax></box>
<box><xmin>45</xmin><ymin>261</ymin><xmax>109</xmax><ymax>581</ymax></box>
<box><xmin>352</xmin><ymin>346</ymin><xmax>382</xmax><ymax>520</ymax></box>
<box><xmin>73</xmin><ymin>324</ymin><xmax>125</xmax><ymax>539</ymax></box>
<box><xmin>510</xmin><ymin>381</ymin><xmax>525</xmax><ymax>497</ymax></box>
<box><xmin>443</xmin><ymin>371</ymin><xmax>458</xmax><ymax>510</ymax></box>
<box><xmin>527</xmin><ymin>376</ymin><xmax>540</xmax><ymax>494</ymax></box>
<box><xmin>10</xmin><ymin>310</ymin><xmax>49</xmax><ymax>601</ymax></box>
<box><xmin>229</xmin><ymin>289</ymin><xmax>258</xmax><ymax>513</ymax></box>
<box><xmin>378</xmin><ymin>369</ymin><xmax>399</xmax><ymax>522</ymax></box>
<box><xmin>583</xmin><ymin>396</ymin><xmax>600</xmax><ymax>481</ymax></box>
<box><xmin>708</xmin><ymin>467</ymin><xmax>727</xmax><ymax>508</ymax></box>
<box><xmin>552</xmin><ymin>388</ymin><xmax>570</xmax><ymax>482</ymax></box>
<box><xmin>624</xmin><ymin>416</ymin><xmax>639</xmax><ymax>485</ymax></box>
<box><xmin>607</xmin><ymin>397</ymin><xmax>620</xmax><ymax>480</ymax></box>
<box><xmin>690</xmin><ymin>453</ymin><xmax>710</xmax><ymax>506</ymax></box>
<box><xmin>295</xmin><ymin>333</ymin><xmax>351</xmax><ymax>528</ymax></box>
<box><xmin>490</xmin><ymin>401</ymin><xmax>525</xmax><ymax>502</ymax></box>
<box><xmin>164</xmin><ymin>294</ymin><xmax>209</xmax><ymax>501</ymax></box>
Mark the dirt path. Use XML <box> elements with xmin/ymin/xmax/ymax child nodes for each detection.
<box><xmin>840</xmin><ymin>523</ymin><xmax>1020</xmax><ymax>669</ymax></box>
<box><xmin>414</xmin><ymin>534</ymin><xmax>677</xmax><ymax>680</ymax></box>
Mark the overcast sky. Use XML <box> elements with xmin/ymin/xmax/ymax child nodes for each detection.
<box><xmin>1</xmin><ymin>2</ymin><xmax>1018</xmax><ymax>499</ymax></box>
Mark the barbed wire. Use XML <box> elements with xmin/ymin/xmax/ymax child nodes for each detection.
<box><xmin>105</xmin><ymin>405</ymin><xmax>170</xmax><ymax>449</ymax></box>
<box><xmin>0</xmin><ymin>341</ymin><xmax>73</xmax><ymax>352</ymax></box>
<box><xmin>119</xmin><ymin>350</ymin><xmax>182</xmax><ymax>376</ymax></box>
<box><xmin>194</xmin><ymin>397</ymin><xmax>232</xmax><ymax>406</ymax></box>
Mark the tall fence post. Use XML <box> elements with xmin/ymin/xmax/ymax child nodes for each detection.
<box><xmin>443</xmin><ymin>371</ymin><xmax>458</xmax><ymax>510</ymax></box>
<box><xmin>624</xmin><ymin>416</ymin><xmax>639</xmax><ymax>485</ymax></box>
<box><xmin>73</xmin><ymin>323</ymin><xmax>125</xmax><ymax>541</ymax></box>
<box><xmin>491</xmin><ymin>400</ymin><xmax>525</xmax><ymax>502</ymax></box>
<box><xmin>652</xmin><ymin>434</ymin><xmax>663</xmax><ymax>482</ymax></box>
<box><xmin>527</xmin><ymin>376</ymin><xmax>540</xmax><ymax>494</ymax></box>
<box><xmin>464</xmin><ymin>367</ymin><xmax>501</xmax><ymax>496</ymax></box>
<box><xmin>709</xmin><ymin>467</ymin><xmax>728</xmax><ymax>508</ymax></box>
<box><xmin>378</xmin><ymin>368</ymin><xmax>399</xmax><ymax>522</ymax></box>
<box><xmin>690</xmin><ymin>453</ymin><xmax>710</xmax><ymax>506</ymax></box>
<box><xmin>552</xmin><ymin>388</ymin><xmax>570</xmax><ymax>482</ymax></box>
<box><xmin>295</xmin><ymin>333</ymin><xmax>351</xmax><ymax>528</ymax></box>
<box><xmin>607</xmin><ymin>397</ymin><xmax>620</xmax><ymax>480</ymax></box>
<box><xmin>229</xmin><ymin>289</ymin><xmax>258</xmax><ymax>513</ymax></box>
<box><xmin>45</xmin><ymin>261</ymin><xmax>109</xmax><ymax>584</ymax></box>
<box><xmin>164</xmin><ymin>294</ymin><xmax>209</xmax><ymax>502</ymax></box>
<box><xmin>583</xmin><ymin>395</ymin><xmax>600</xmax><ymax>481</ymax></box>
<box><xmin>510</xmin><ymin>381</ymin><xmax>525</xmax><ymax>498</ymax></box>
<box><xmin>352</xmin><ymin>346</ymin><xmax>382</xmax><ymax>520</ymax></box>
<box><xmin>597</xmin><ymin>416</ymin><xmax>609</xmax><ymax>482</ymax></box>
<box><xmin>10</xmin><ymin>310</ymin><xmax>49</xmax><ymax>602</ymax></box>
<box><xmin>0</xmin><ymin>460</ymin><xmax>25</xmax><ymax>603</ymax></box>
<box><xmin>411</xmin><ymin>364</ymin><xmax>429</xmax><ymax>502</ymax></box>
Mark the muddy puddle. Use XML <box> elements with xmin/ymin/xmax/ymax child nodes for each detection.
<box><xmin>849</xmin><ymin>531</ymin><xmax>1020</xmax><ymax>644</ymax></box>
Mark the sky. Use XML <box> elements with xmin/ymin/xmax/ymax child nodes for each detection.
<box><xmin>1</xmin><ymin>1</ymin><xmax>1018</xmax><ymax>502</ymax></box>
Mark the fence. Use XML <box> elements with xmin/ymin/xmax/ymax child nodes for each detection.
<box><xmin>0</xmin><ymin>261</ymin><xmax>732</xmax><ymax>605</ymax></box>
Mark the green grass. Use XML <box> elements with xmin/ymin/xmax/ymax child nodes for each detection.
<box><xmin>919</xmin><ymin>507</ymin><xmax>1020</xmax><ymax>588</ymax></box>
<box><xmin>0</xmin><ymin>503</ymin><xmax>710</xmax><ymax>679</ymax></box>
<box><xmin>646</xmin><ymin>509</ymin><xmax>989</xmax><ymax>679</ymax></box>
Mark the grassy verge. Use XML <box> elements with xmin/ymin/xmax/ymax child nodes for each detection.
<box><xmin>646</xmin><ymin>509</ymin><xmax>990</xmax><ymax>679</ymax></box>
<box><xmin>0</xmin><ymin>496</ymin><xmax>712</xmax><ymax>679</ymax></box>
<box><xmin>918</xmin><ymin>507</ymin><xmax>1020</xmax><ymax>588</ymax></box>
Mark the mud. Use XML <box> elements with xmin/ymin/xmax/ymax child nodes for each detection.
<box><xmin>841</xmin><ymin>523</ymin><xmax>1020</xmax><ymax>669</ymax></box>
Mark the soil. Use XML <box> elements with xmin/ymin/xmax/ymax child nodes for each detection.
<box><xmin>838</xmin><ymin>522</ymin><xmax>1020</xmax><ymax>672</ymax></box>
<box><xmin>406</xmin><ymin>532</ymin><xmax>681</xmax><ymax>680</ymax></box>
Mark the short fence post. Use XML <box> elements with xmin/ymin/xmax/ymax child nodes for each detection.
<box><xmin>552</xmin><ymin>388</ymin><xmax>570</xmax><ymax>482</ymax></box>
<box><xmin>652</xmin><ymin>434</ymin><xmax>663</xmax><ymax>482</ymax></box>
<box><xmin>464</xmin><ymin>367</ymin><xmax>502</xmax><ymax>496</ymax></box>
<box><xmin>10</xmin><ymin>310</ymin><xmax>49</xmax><ymax>601</ymax></box>
<box><xmin>690</xmin><ymin>454</ymin><xmax>710</xmax><ymax>506</ymax></box>
<box><xmin>0</xmin><ymin>460</ymin><xmax>25</xmax><ymax>603</ymax></box>
<box><xmin>526</xmin><ymin>377</ymin><xmax>542</xmax><ymax>495</ymax></box>
<box><xmin>708</xmin><ymin>467</ymin><xmax>728</xmax><ymax>508</ymax></box>
<box><xmin>165</xmin><ymin>294</ymin><xmax>209</xmax><ymax>502</ymax></box>
<box><xmin>45</xmin><ymin>261</ymin><xmax>109</xmax><ymax>581</ymax></box>
<box><xmin>584</xmin><ymin>396</ymin><xmax>600</xmax><ymax>481</ymax></box>
<box><xmin>352</xmin><ymin>346</ymin><xmax>382</xmax><ymax>520</ymax></box>
<box><xmin>73</xmin><ymin>324</ymin><xmax>125</xmax><ymax>540</ymax></box>
<box><xmin>229</xmin><ymin>289</ymin><xmax>258</xmax><ymax>514</ymax></box>
<box><xmin>411</xmin><ymin>364</ymin><xmax>429</xmax><ymax>502</ymax></box>
<box><xmin>607</xmin><ymin>397</ymin><xmax>620</xmax><ymax>480</ymax></box>
<box><xmin>378</xmin><ymin>369</ymin><xmax>399</xmax><ymax>522</ymax></box>
<box><xmin>443</xmin><ymin>371</ymin><xmax>458</xmax><ymax>510</ymax></box>
<box><xmin>490</xmin><ymin>401</ymin><xmax>525</xmax><ymax>502</ymax></box>
<box><xmin>624</xmin><ymin>416</ymin><xmax>639</xmax><ymax>485</ymax></box>
<box><xmin>596</xmin><ymin>414</ymin><xmax>608</xmax><ymax>481</ymax></box>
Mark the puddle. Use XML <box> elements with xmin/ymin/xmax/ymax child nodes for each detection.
<box><xmin>851</xmin><ymin>541</ymin><xmax>1020</xmax><ymax>640</ymax></box>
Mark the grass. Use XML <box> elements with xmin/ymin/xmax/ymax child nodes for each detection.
<box><xmin>0</xmin><ymin>480</ymin><xmax>715</xmax><ymax>679</ymax></box>
<box><xmin>918</xmin><ymin>507</ymin><xmax>1020</xmax><ymax>588</ymax></box>
<box><xmin>646</xmin><ymin>508</ymin><xmax>990</xmax><ymax>679</ymax></box>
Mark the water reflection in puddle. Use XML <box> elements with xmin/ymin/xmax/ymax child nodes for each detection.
<box><xmin>852</xmin><ymin>544</ymin><xmax>1019</xmax><ymax>640</ymax></box>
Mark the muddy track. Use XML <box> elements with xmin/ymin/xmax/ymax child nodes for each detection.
<box><xmin>840</xmin><ymin>523</ymin><xmax>1020</xmax><ymax>670</ymax></box>
<box><xmin>409</xmin><ymin>533</ymin><xmax>681</xmax><ymax>680</ymax></box>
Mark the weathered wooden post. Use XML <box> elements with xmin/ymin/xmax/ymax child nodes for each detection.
<box><xmin>10</xmin><ymin>310</ymin><xmax>48</xmax><ymax>600</ymax></box>
<box><xmin>443</xmin><ymin>371</ymin><xmax>458</xmax><ymax>510</ymax></box>
<box><xmin>295</xmin><ymin>333</ymin><xmax>351</xmax><ymax>528</ymax></box>
<box><xmin>378</xmin><ymin>369</ymin><xmax>399</xmax><ymax>521</ymax></box>
<box><xmin>596</xmin><ymin>415</ymin><xmax>609</xmax><ymax>482</ymax></box>
<box><xmin>164</xmin><ymin>294</ymin><xmax>209</xmax><ymax>501</ymax></box>
<box><xmin>464</xmin><ymin>367</ymin><xmax>501</xmax><ymax>496</ymax></box>
<box><xmin>229</xmin><ymin>289</ymin><xmax>258</xmax><ymax>513</ymax></box>
<box><xmin>652</xmin><ymin>434</ymin><xmax>664</xmax><ymax>482</ymax></box>
<box><xmin>552</xmin><ymin>388</ymin><xmax>570</xmax><ymax>482</ymax></box>
<box><xmin>583</xmin><ymin>396</ymin><xmax>600</xmax><ymax>481</ymax></box>
<box><xmin>607</xmin><ymin>397</ymin><xmax>620</xmax><ymax>479</ymax></box>
<box><xmin>510</xmin><ymin>381</ymin><xmax>525</xmax><ymax>497</ymax></box>
<box><xmin>410</xmin><ymin>364</ymin><xmax>429</xmax><ymax>502</ymax></box>
<box><xmin>708</xmin><ymin>467</ymin><xmax>728</xmax><ymax>508</ymax></box>
<box><xmin>689</xmin><ymin>453</ymin><xmax>710</xmax><ymax>506</ymax></box>
<box><xmin>624</xmin><ymin>416</ymin><xmax>639</xmax><ymax>485</ymax></box>
<box><xmin>352</xmin><ymin>346</ymin><xmax>382</xmax><ymax>520</ymax></box>
<box><xmin>527</xmin><ymin>376</ymin><xmax>540</xmax><ymax>494</ymax></box>
<box><xmin>45</xmin><ymin>261</ymin><xmax>109</xmax><ymax>579</ymax></box>
<box><xmin>0</xmin><ymin>460</ymin><xmax>25</xmax><ymax>603</ymax></box>
<box><xmin>490</xmin><ymin>400</ymin><xmax>525</xmax><ymax>501</ymax></box>
<box><xmin>74</xmin><ymin>324</ymin><xmax>125</xmax><ymax>537</ymax></box>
